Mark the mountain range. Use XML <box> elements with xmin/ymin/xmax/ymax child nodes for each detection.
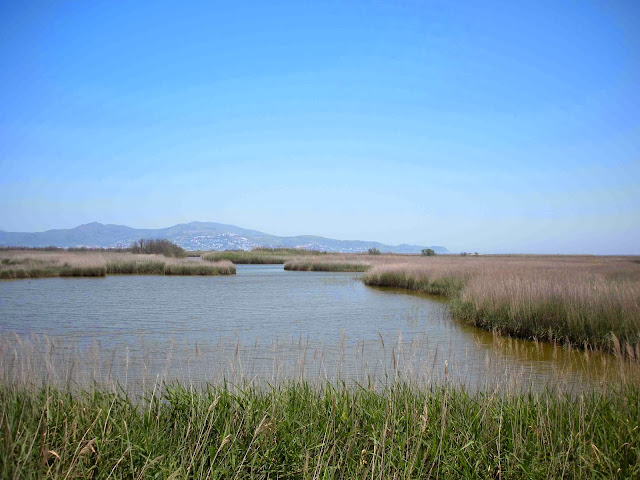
<box><xmin>0</xmin><ymin>221</ymin><xmax>448</xmax><ymax>254</ymax></box>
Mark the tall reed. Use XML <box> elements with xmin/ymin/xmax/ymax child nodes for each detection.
<box><xmin>363</xmin><ymin>256</ymin><xmax>640</xmax><ymax>355</ymax></box>
<box><xmin>1</xmin><ymin>382</ymin><xmax>638</xmax><ymax>479</ymax></box>
<box><xmin>0</xmin><ymin>251</ymin><xmax>236</xmax><ymax>278</ymax></box>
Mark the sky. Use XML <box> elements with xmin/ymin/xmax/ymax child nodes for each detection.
<box><xmin>0</xmin><ymin>0</ymin><xmax>638</xmax><ymax>254</ymax></box>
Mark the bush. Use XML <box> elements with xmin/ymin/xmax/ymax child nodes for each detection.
<box><xmin>421</xmin><ymin>248</ymin><xmax>436</xmax><ymax>256</ymax></box>
<box><xmin>367</xmin><ymin>248</ymin><xmax>381</xmax><ymax>255</ymax></box>
<box><xmin>130</xmin><ymin>239</ymin><xmax>186</xmax><ymax>257</ymax></box>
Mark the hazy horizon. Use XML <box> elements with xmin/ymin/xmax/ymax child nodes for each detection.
<box><xmin>1</xmin><ymin>1</ymin><xmax>638</xmax><ymax>254</ymax></box>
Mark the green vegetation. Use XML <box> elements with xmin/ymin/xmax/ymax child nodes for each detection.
<box><xmin>363</xmin><ymin>257</ymin><xmax>640</xmax><ymax>356</ymax></box>
<box><xmin>253</xmin><ymin>247</ymin><xmax>326</xmax><ymax>255</ymax></box>
<box><xmin>0</xmin><ymin>264</ymin><xmax>107</xmax><ymax>279</ymax></box>
<box><xmin>364</xmin><ymin>269</ymin><xmax>466</xmax><ymax>296</ymax></box>
<box><xmin>130</xmin><ymin>238</ymin><xmax>186</xmax><ymax>257</ymax></box>
<box><xmin>203</xmin><ymin>251</ymin><xmax>289</xmax><ymax>264</ymax></box>
<box><xmin>164</xmin><ymin>261</ymin><xmax>235</xmax><ymax>276</ymax></box>
<box><xmin>284</xmin><ymin>261</ymin><xmax>370</xmax><ymax>272</ymax></box>
<box><xmin>203</xmin><ymin>248</ymin><xmax>326</xmax><ymax>264</ymax></box>
<box><xmin>1</xmin><ymin>382</ymin><xmax>638</xmax><ymax>479</ymax></box>
<box><xmin>105</xmin><ymin>259</ymin><xmax>235</xmax><ymax>276</ymax></box>
<box><xmin>421</xmin><ymin>248</ymin><xmax>436</xmax><ymax>256</ymax></box>
<box><xmin>367</xmin><ymin>247</ymin><xmax>381</xmax><ymax>255</ymax></box>
<box><xmin>3</xmin><ymin>253</ymin><xmax>640</xmax><ymax>477</ymax></box>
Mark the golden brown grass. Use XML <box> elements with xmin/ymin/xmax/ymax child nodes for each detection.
<box><xmin>280</xmin><ymin>253</ymin><xmax>640</xmax><ymax>354</ymax></box>
<box><xmin>363</xmin><ymin>255</ymin><xmax>640</xmax><ymax>355</ymax></box>
<box><xmin>0</xmin><ymin>251</ymin><xmax>235</xmax><ymax>278</ymax></box>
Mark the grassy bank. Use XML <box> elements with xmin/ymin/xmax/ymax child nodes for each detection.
<box><xmin>363</xmin><ymin>256</ymin><xmax>640</xmax><ymax>355</ymax></box>
<box><xmin>284</xmin><ymin>260</ymin><xmax>370</xmax><ymax>272</ymax></box>
<box><xmin>2</xmin><ymin>382</ymin><xmax>638</xmax><ymax>479</ymax></box>
<box><xmin>203</xmin><ymin>248</ymin><xmax>326</xmax><ymax>264</ymax></box>
<box><xmin>0</xmin><ymin>251</ymin><xmax>235</xmax><ymax>278</ymax></box>
<box><xmin>283</xmin><ymin>253</ymin><xmax>419</xmax><ymax>273</ymax></box>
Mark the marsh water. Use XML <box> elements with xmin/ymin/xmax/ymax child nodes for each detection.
<box><xmin>0</xmin><ymin>265</ymin><xmax>629</xmax><ymax>391</ymax></box>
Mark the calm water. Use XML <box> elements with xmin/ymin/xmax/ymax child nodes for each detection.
<box><xmin>0</xmin><ymin>265</ymin><xmax>629</xmax><ymax>390</ymax></box>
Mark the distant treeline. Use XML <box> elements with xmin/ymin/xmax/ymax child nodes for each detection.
<box><xmin>0</xmin><ymin>246</ymin><xmax>129</xmax><ymax>252</ymax></box>
<box><xmin>1</xmin><ymin>238</ymin><xmax>186</xmax><ymax>257</ymax></box>
<box><xmin>252</xmin><ymin>247</ymin><xmax>328</xmax><ymax>255</ymax></box>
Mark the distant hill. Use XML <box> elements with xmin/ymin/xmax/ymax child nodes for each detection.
<box><xmin>0</xmin><ymin>221</ymin><xmax>448</xmax><ymax>254</ymax></box>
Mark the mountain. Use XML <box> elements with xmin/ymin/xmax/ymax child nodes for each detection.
<box><xmin>0</xmin><ymin>221</ymin><xmax>448</xmax><ymax>254</ymax></box>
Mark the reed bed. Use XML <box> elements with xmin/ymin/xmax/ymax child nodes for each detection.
<box><xmin>203</xmin><ymin>248</ymin><xmax>328</xmax><ymax>265</ymax></box>
<box><xmin>283</xmin><ymin>253</ymin><xmax>403</xmax><ymax>272</ymax></box>
<box><xmin>5</xmin><ymin>329</ymin><xmax>639</xmax><ymax>398</ymax></box>
<box><xmin>203</xmin><ymin>251</ymin><xmax>290</xmax><ymax>264</ymax></box>
<box><xmin>0</xmin><ymin>251</ymin><xmax>235</xmax><ymax>278</ymax></box>
<box><xmin>363</xmin><ymin>256</ymin><xmax>640</xmax><ymax>355</ymax></box>
<box><xmin>284</xmin><ymin>260</ymin><xmax>370</xmax><ymax>272</ymax></box>
<box><xmin>104</xmin><ymin>253</ymin><xmax>235</xmax><ymax>276</ymax></box>
<box><xmin>1</xmin><ymin>382</ymin><xmax>638</xmax><ymax>478</ymax></box>
<box><xmin>283</xmin><ymin>253</ymin><xmax>422</xmax><ymax>272</ymax></box>
<box><xmin>0</xmin><ymin>252</ymin><xmax>107</xmax><ymax>279</ymax></box>
<box><xmin>2</xmin><ymin>334</ymin><xmax>640</xmax><ymax>479</ymax></box>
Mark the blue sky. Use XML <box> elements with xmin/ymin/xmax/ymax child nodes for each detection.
<box><xmin>1</xmin><ymin>0</ymin><xmax>638</xmax><ymax>253</ymax></box>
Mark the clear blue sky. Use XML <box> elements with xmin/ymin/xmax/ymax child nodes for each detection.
<box><xmin>1</xmin><ymin>0</ymin><xmax>638</xmax><ymax>253</ymax></box>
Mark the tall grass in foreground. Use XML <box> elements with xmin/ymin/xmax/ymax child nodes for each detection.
<box><xmin>1</xmin><ymin>382</ymin><xmax>638</xmax><ymax>479</ymax></box>
<box><xmin>0</xmin><ymin>251</ymin><xmax>235</xmax><ymax>278</ymax></box>
<box><xmin>364</xmin><ymin>256</ymin><xmax>640</xmax><ymax>355</ymax></box>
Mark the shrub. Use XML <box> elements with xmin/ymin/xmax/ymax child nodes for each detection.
<box><xmin>421</xmin><ymin>248</ymin><xmax>436</xmax><ymax>256</ymax></box>
<box><xmin>130</xmin><ymin>239</ymin><xmax>186</xmax><ymax>257</ymax></box>
<box><xmin>367</xmin><ymin>248</ymin><xmax>381</xmax><ymax>255</ymax></box>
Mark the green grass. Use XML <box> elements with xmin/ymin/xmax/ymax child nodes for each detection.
<box><xmin>0</xmin><ymin>266</ymin><xmax>107</xmax><ymax>279</ymax></box>
<box><xmin>106</xmin><ymin>259</ymin><xmax>236</xmax><ymax>276</ymax></box>
<box><xmin>164</xmin><ymin>262</ymin><xmax>236</xmax><ymax>276</ymax></box>
<box><xmin>449</xmin><ymin>294</ymin><xmax>640</xmax><ymax>354</ymax></box>
<box><xmin>253</xmin><ymin>248</ymin><xmax>327</xmax><ymax>256</ymax></box>
<box><xmin>284</xmin><ymin>261</ymin><xmax>371</xmax><ymax>272</ymax></box>
<box><xmin>203</xmin><ymin>251</ymin><xmax>290</xmax><ymax>264</ymax></box>
<box><xmin>363</xmin><ymin>270</ymin><xmax>466</xmax><ymax>296</ymax></box>
<box><xmin>1</xmin><ymin>382</ymin><xmax>638</xmax><ymax>479</ymax></box>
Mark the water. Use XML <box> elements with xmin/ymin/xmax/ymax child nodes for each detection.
<box><xmin>0</xmin><ymin>265</ymin><xmax>631</xmax><ymax>391</ymax></box>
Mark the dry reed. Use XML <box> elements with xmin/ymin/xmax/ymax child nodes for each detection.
<box><xmin>0</xmin><ymin>251</ymin><xmax>236</xmax><ymax>278</ymax></box>
<box><xmin>363</xmin><ymin>255</ymin><xmax>640</xmax><ymax>354</ymax></box>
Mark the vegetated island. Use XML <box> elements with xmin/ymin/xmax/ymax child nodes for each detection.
<box><xmin>0</xmin><ymin>239</ymin><xmax>235</xmax><ymax>278</ymax></box>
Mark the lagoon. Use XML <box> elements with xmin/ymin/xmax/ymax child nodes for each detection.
<box><xmin>0</xmin><ymin>265</ymin><xmax>627</xmax><ymax>390</ymax></box>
